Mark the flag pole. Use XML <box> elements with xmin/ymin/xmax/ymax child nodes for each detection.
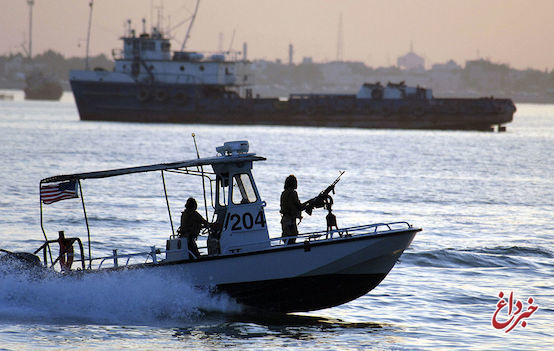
<box><xmin>77</xmin><ymin>179</ymin><xmax>92</xmax><ymax>269</ymax></box>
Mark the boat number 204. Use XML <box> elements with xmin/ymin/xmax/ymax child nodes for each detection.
<box><xmin>224</xmin><ymin>211</ymin><xmax>266</xmax><ymax>231</ymax></box>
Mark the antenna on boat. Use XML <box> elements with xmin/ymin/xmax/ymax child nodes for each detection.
<box><xmin>192</xmin><ymin>133</ymin><xmax>209</xmax><ymax>220</ymax></box>
<box><xmin>191</xmin><ymin>133</ymin><xmax>200</xmax><ymax>158</ymax></box>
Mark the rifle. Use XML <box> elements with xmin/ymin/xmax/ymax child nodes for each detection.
<box><xmin>303</xmin><ymin>171</ymin><xmax>345</xmax><ymax>216</ymax></box>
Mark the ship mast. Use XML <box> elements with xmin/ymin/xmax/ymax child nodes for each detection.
<box><xmin>180</xmin><ymin>0</ymin><xmax>200</xmax><ymax>51</ymax></box>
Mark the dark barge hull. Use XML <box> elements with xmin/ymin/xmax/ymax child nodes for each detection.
<box><xmin>71</xmin><ymin>81</ymin><xmax>515</xmax><ymax>131</ymax></box>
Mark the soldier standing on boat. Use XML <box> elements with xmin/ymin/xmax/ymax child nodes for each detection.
<box><xmin>179</xmin><ymin>197</ymin><xmax>211</xmax><ymax>258</ymax></box>
<box><xmin>280</xmin><ymin>175</ymin><xmax>304</xmax><ymax>244</ymax></box>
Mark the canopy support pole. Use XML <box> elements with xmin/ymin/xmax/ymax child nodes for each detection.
<box><xmin>161</xmin><ymin>170</ymin><xmax>175</xmax><ymax>236</ymax></box>
<box><xmin>78</xmin><ymin>179</ymin><xmax>92</xmax><ymax>269</ymax></box>
<box><xmin>39</xmin><ymin>180</ymin><xmax>53</xmax><ymax>265</ymax></box>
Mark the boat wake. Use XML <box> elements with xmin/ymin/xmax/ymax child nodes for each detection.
<box><xmin>0</xmin><ymin>266</ymin><xmax>242</xmax><ymax>325</ymax></box>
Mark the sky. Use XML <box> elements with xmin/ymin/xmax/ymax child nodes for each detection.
<box><xmin>1</xmin><ymin>0</ymin><xmax>553</xmax><ymax>70</ymax></box>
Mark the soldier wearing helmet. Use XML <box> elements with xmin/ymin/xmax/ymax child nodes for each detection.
<box><xmin>179</xmin><ymin>197</ymin><xmax>210</xmax><ymax>258</ymax></box>
<box><xmin>280</xmin><ymin>175</ymin><xmax>304</xmax><ymax>244</ymax></box>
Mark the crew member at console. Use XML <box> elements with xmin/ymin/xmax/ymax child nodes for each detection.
<box><xmin>179</xmin><ymin>197</ymin><xmax>211</xmax><ymax>258</ymax></box>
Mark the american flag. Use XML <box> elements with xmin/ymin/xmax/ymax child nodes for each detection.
<box><xmin>40</xmin><ymin>180</ymin><xmax>79</xmax><ymax>204</ymax></box>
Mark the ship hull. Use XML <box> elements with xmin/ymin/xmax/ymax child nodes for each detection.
<box><xmin>70</xmin><ymin>80</ymin><xmax>515</xmax><ymax>131</ymax></box>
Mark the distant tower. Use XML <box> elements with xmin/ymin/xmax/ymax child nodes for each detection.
<box><xmin>288</xmin><ymin>44</ymin><xmax>294</xmax><ymax>65</ymax></box>
<box><xmin>27</xmin><ymin>0</ymin><xmax>34</xmax><ymax>59</ymax></box>
<box><xmin>336</xmin><ymin>12</ymin><xmax>343</xmax><ymax>62</ymax></box>
<box><xmin>243</xmin><ymin>42</ymin><xmax>248</xmax><ymax>61</ymax></box>
<box><xmin>85</xmin><ymin>0</ymin><xmax>95</xmax><ymax>70</ymax></box>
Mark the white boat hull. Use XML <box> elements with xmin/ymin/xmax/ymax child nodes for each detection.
<box><xmin>144</xmin><ymin>228</ymin><xmax>418</xmax><ymax>312</ymax></box>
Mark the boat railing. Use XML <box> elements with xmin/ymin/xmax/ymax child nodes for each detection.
<box><xmin>60</xmin><ymin>245</ymin><xmax>200</xmax><ymax>270</ymax></box>
<box><xmin>95</xmin><ymin>246</ymin><xmax>162</xmax><ymax>269</ymax></box>
<box><xmin>33</xmin><ymin>244</ymin><xmax>163</xmax><ymax>271</ymax></box>
<box><xmin>49</xmin><ymin>222</ymin><xmax>413</xmax><ymax>270</ymax></box>
<box><xmin>226</xmin><ymin>221</ymin><xmax>414</xmax><ymax>252</ymax></box>
<box><xmin>286</xmin><ymin>221</ymin><xmax>414</xmax><ymax>244</ymax></box>
<box><xmin>34</xmin><ymin>237</ymin><xmax>86</xmax><ymax>271</ymax></box>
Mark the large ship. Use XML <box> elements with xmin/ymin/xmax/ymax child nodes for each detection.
<box><xmin>70</xmin><ymin>24</ymin><xmax>515</xmax><ymax>131</ymax></box>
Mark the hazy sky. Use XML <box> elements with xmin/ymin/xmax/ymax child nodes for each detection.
<box><xmin>1</xmin><ymin>0</ymin><xmax>553</xmax><ymax>70</ymax></box>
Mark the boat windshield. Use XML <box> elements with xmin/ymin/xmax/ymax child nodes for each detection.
<box><xmin>217</xmin><ymin>175</ymin><xmax>229</xmax><ymax>207</ymax></box>
<box><xmin>232</xmin><ymin>173</ymin><xmax>257</xmax><ymax>204</ymax></box>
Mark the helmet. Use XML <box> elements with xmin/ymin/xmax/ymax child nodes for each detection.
<box><xmin>284</xmin><ymin>175</ymin><xmax>297</xmax><ymax>189</ymax></box>
<box><xmin>185</xmin><ymin>197</ymin><xmax>197</xmax><ymax>210</ymax></box>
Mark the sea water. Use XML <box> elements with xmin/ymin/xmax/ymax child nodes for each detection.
<box><xmin>0</xmin><ymin>90</ymin><xmax>552</xmax><ymax>350</ymax></box>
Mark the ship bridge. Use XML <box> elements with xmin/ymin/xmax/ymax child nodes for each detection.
<box><xmin>105</xmin><ymin>27</ymin><xmax>252</xmax><ymax>86</ymax></box>
<box><xmin>120</xmin><ymin>28</ymin><xmax>171</xmax><ymax>61</ymax></box>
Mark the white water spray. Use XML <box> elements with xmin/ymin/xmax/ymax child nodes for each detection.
<box><xmin>0</xmin><ymin>267</ymin><xmax>242</xmax><ymax>325</ymax></box>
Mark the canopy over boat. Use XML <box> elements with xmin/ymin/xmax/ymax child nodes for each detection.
<box><xmin>41</xmin><ymin>153</ymin><xmax>265</xmax><ymax>184</ymax></box>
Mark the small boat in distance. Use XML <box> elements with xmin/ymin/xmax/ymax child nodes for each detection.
<box><xmin>3</xmin><ymin>141</ymin><xmax>420</xmax><ymax>313</ymax></box>
<box><xmin>24</xmin><ymin>69</ymin><xmax>63</xmax><ymax>101</ymax></box>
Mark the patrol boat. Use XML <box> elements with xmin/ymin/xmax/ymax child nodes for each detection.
<box><xmin>12</xmin><ymin>141</ymin><xmax>420</xmax><ymax>313</ymax></box>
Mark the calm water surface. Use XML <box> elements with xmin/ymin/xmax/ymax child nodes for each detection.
<box><xmin>0</xmin><ymin>90</ymin><xmax>552</xmax><ymax>350</ymax></box>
